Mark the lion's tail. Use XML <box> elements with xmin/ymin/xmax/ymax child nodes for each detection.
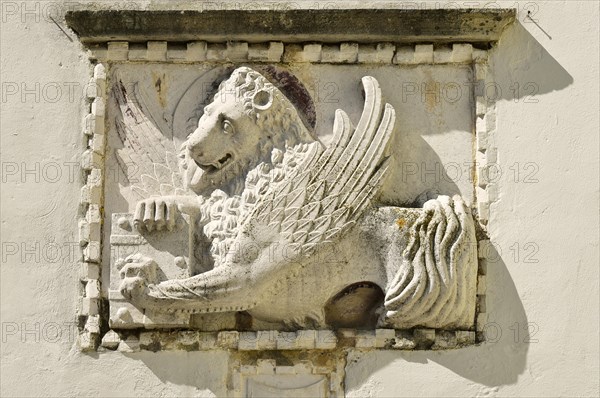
<box><xmin>384</xmin><ymin>195</ymin><xmax>478</xmax><ymax>329</ymax></box>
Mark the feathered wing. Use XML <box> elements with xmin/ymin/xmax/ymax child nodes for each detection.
<box><xmin>112</xmin><ymin>79</ymin><xmax>188</xmax><ymax>198</ymax></box>
<box><xmin>241</xmin><ymin>76</ymin><xmax>395</xmax><ymax>258</ymax></box>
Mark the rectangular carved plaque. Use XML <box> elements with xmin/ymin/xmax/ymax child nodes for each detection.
<box><xmin>65</xmin><ymin>8</ymin><xmax>507</xmax><ymax>353</ymax></box>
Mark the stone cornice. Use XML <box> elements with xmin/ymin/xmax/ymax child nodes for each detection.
<box><xmin>65</xmin><ymin>9</ymin><xmax>515</xmax><ymax>45</ymax></box>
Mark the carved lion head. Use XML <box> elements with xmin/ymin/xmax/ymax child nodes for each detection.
<box><xmin>181</xmin><ymin>67</ymin><xmax>314</xmax><ymax>195</ymax></box>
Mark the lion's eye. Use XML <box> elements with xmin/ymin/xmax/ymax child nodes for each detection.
<box><xmin>222</xmin><ymin>120</ymin><xmax>234</xmax><ymax>135</ymax></box>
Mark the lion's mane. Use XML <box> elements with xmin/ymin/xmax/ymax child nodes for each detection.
<box><xmin>182</xmin><ymin>67</ymin><xmax>319</xmax><ymax>267</ymax></box>
<box><xmin>198</xmin><ymin>143</ymin><xmax>315</xmax><ymax>267</ymax></box>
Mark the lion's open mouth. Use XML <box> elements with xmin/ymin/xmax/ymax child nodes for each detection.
<box><xmin>194</xmin><ymin>153</ymin><xmax>234</xmax><ymax>173</ymax></box>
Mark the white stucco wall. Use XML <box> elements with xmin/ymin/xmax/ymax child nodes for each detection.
<box><xmin>1</xmin><ymin>1</ymin><xmax>598</xmax><ymax>397</ymax></box>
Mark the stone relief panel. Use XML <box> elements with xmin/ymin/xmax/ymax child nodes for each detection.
<box><xmin>103</xmin><ymin>62</ymin><xmax>479</xmax><ymax>334</ymax></box>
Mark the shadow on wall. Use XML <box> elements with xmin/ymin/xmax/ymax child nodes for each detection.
<box><xmin>122</xmin><ymin>351</ymin><xmax>229</xmax><ymax>397</ymax></box>
<box><xmin>492</xmin><ymin>20</ymin><xmax>572</xmax><ymax>101</ymax></box>
<box><xmin>344</xmin><ymin>245</ymin><xmax>529</xmax><ymax>390</ymax></box>
<box><xmin>346</xmin><ymin>20</ymin><xmax>573</xmax><ymax>391</ymax></box>
<box><xmin>427</xmin><ymin>245</ymin><xmax>531</xmax><ymax>386</ymax></box>
<box><xmin>380</xmin><ymin>137</ymin><xmax>463</xmax><ymax>208</ymax></box>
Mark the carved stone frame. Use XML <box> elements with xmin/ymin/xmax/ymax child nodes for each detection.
<box><xmin>68</xmin><ymin>8</ymin><xmax>513</xmax><ymax>352</ymax></box>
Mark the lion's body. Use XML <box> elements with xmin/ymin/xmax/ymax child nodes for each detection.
<box><xmin>123</xmin><ymin>67</ymin><xmax>479</xmax><ymax>331</ymax></box>
<box><xmin>196</xmin><ymin>142</ymin><xmax>318</xmax><ymax>268</ymax></box>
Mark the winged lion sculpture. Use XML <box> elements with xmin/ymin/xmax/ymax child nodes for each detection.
<box><xmin>114</xmin><ymin>67</ymin><xmax>478</xmax><ymax>330</ymax></box>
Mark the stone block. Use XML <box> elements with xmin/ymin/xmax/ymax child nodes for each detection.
<box><xmin>80</xmin><ymin>262</ymin><xmax>101</xmax><ymax>280</ymax></box>
<box><xmin>238</xmin><ymin>332</ymin><xmax>257</xmax><ymax>350</ymax></box>
<box><xmin>101</xmin><ymin>330</ymin><xmax>121</xmax><ymax>350</ymax></box>
<box><xmin>414</xmin><ymin>328</ymin><xmax>435</xmax><ymax>348</ymax></box>
<box><xmin>217</xmin><ymin>331</ymin><xmax>240</xmax><ymax>349</ymax></box>
<box><xmin>226</xmin><ymin>42</ymin><xmax>248</xmax><ymax>61</ymax></box>
<box><xmin>248</xmin><ymin>41</ymin><xmax>284</xmax><ymax>62</ymax></box>
<box><xmin>198</xmin><ymin>333</ymin><xmax>218</xmax><ymax>350</ymax></box>
<box><xmin>81</xmin><ymin>297</ymin><xmax>99</xmax><ymax>316</ymax></box>
<box><xmin>393</xmin><ymin>331</ymin><xmax>417</xmax><ymax>349</ymax></box>
<box><xmin>107</xmin><ymin>41</ymin><xmax>128</xmax><ymax>61</ymax></box>
<box><xmin>476</xmin><ymin>96</ymin><xmax>487</xmax><ymax>117</ymax></box>
<box><xmin>91</xmin><ymin>134</ymin><xmax>105</xmax><ymax>156</ymax></box>
<box><xmin>433</xmin><ymin>330</ymin><xmax>457</xmax><ymax>349</ymax></box>
<box><xmin>478</xmin><ymin>201</ymin><xmax>490</xmax><ymax>221</ymax></box>
<box><xmin>393</xmin><ymin>46</ymin><xmax>415</xmax><ymax>64</ymax></box>
<box><xmin>476</xmin><ymin>313</ymin><xmax>487</xmax><ymax>332</ymax></box>
<box><xmin>414</xmin><ymin>44</ymin><xmax>434</xmax><ymax>63</ymax></box>
<box><xmin>316</xmin><ymin>330</ymin><xmax>337</xmax><ymax>349</ymax></box>
<box><xmin>85</xmin><ymin>279</ymin><xmax>100</xmax><ymax>298</ymax></box>
<box><xmin>293</xmin><ymin>361</ymin><xmax>313</xmax><ymax>374</ymax></box>
<box><xmin>296</xmin><ymin>330</ymin><xmax>316</xmax><ymax>349</ymax></box>
<box><xmin>139</xmin><ymin>331</ymin><xmax>158</xmax><ymax>349</ymax></box>
<box><xmin>478</xmin><ymin>240</ymin><xmax>492</xmax><ymax>258</ymax></box>
<box><xmin>452</xmin><ymin>43</ymin><xmax>473</xmax><ymax>63</ymax></box>
<box><xmin>84</xmin><ymin>241</ymin><xmax>101</xmax><ymax>263</ymax></box>
<box><xmin>355</xmin><ymin>330</ymin><xmax>376</xmax><ymax>348</ymax></box>
<box><xmin>434</xmin><ymin>45</ymin><xmax>452</xmax><ymax>63</ymax></box>
<box><xmin>276</xmin><ymin>331</ymin><xmax>298</xmax><ymax>350</ymax></box>
<box><xmin>455</xmin><ymin>330</ymin><xmax>476</xmax><ymax>345</ymax></box>
<box><xmin>187</xmin><ymin>41</ymin><xmax>207</xmax><ymax>61</ymax></box>
<box><xmin>147</xmin><ymin>41</ymin><xmax>167</xmax><ymax>61</ymax></box>
<box><xmin>473</xmin><ymin>49</ymin><xmax>488</xmax><ymax>63</ymax></box>
<box><xmin>91</xmin><ymin>97</ymin><xmax>104</xmax><ymax>117</ymax></box>
<box><xmin>375</xmin><ymin>329</ymin><xmax>396</xmax><ymax>348</ymax></box>
<box><xmin>302</xmin><ymin>44</ymin><xmax>322</xmax><ymax>62</ymax></box>
<box><xmin>266</xmin><ymin>42</ymin><xmax>284</xmax><ymax>61</ymax></box>
<box><xmin>85</xmin><ymin>315</ymin><xmax>100</xmax><ymax>334</ymax></box>
<box><xmin>93</xmin><ymin>63</ymin><xmax>106</xmax><ymax>80</ymax></box>
<box><xmin>256</xmin><ymin>330</ymin><xmax>278</xmax><ymax>350</ymax></box>
<box><xmin>275</xmin><ymin>366</ymin><xmax>296</xmax><ymax>375</ymax></box>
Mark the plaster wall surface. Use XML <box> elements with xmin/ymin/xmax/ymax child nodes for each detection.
<box><xmin>1</xmin><ymin>1</ymin><xmax>598</xmax><ymax>397</ymax></box>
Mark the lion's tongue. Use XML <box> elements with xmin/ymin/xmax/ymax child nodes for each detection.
<box><xmin>188</xmin><ymin>163</ymin><xmax>206</xmax><ymax>187</ymax></box>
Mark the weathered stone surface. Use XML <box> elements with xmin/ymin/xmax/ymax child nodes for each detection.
<box><xmin>65</xmin><ymin>5</ymin><xmax>495</xmax><ymax>352</ymax></box>
<box><xmin>455</xmin><ymin>331</ymin><xmax>476</xmax><ymax>346</ymax></box>
<box><xmin>433</xmin><ymin>330</ymin><xmax>458</xmax><ymax>349</ymax></box>
<box><xmin>100</xmin><ymin>330</ymin><xmax>121</xmax><ymax>350</ymax></box>
<box><xmin>106</xmin><ymin>66</ymin><xmax>478</xmax><ymax>334</ymax></box>
<box><xmin>65</xmin><ymin>9</ymin><xmax>515</xmax><ymax>44</ymax></box>
<box><xmin>414</xmin><ymin>329</ymin><xmax>436</xmax><ymax>349</ymax></box>
<box><xmin>217</xmin><ymin>331</ymin><xmax>239</xmax><ymax>349</ymax></box>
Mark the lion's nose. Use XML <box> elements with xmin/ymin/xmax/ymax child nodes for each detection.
<box><xmin>187</xmin><ymin>141</ymin><xmax>204</xmax><ymax>159</ymax></box>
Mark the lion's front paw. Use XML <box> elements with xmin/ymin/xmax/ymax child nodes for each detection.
<box><xmin>119</xmin><ymin>276</ymin><xmax>149</xmax><ymax>302</ymax></box>
<box><xmin>133</xmin><ymin>196</ymin><xmax>180</xmax><ymax>232</ymax></box>
<box><xmin>117</xmin><ymin>254</ymin><xmax>160</xmax><ymax>302</ymax></box>
<box><xmin>118</xmin><ymin>253</ymin><xmax>159</xmax><ymax>280</ymax></box>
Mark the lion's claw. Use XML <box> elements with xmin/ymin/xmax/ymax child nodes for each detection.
<box><xmin>134</xmin><ymin>197</ymin><xmax>179</xmax><ymax>232</ymax></box>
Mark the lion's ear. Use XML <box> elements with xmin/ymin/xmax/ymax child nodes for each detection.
<box><xmin>252</xmin><ymin>89</ymin><xmax>273</xmax><ymax>111</ymax></box>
